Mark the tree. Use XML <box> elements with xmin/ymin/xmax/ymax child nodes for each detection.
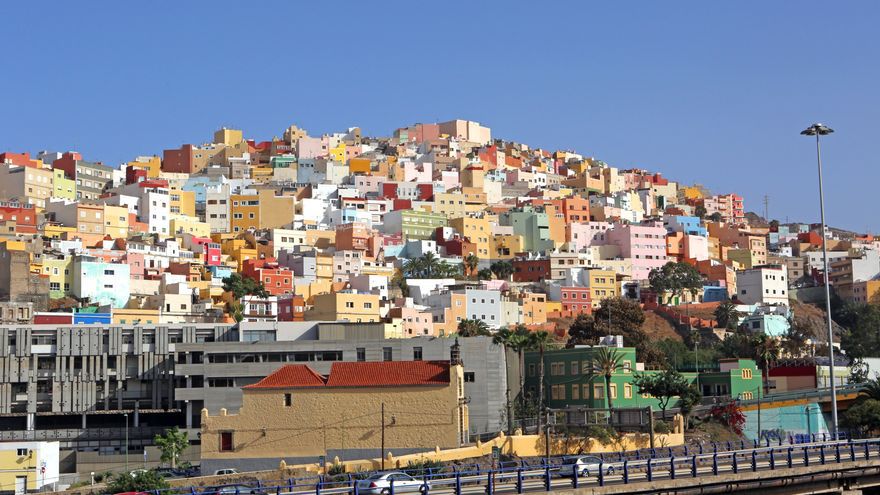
<box><xmin>782</xmin><ymin>316</ymin><xmax>813</xmax><ymax>358</ymax></box>
<box><xmin>566</xmin><ymin>314</ymin><xmax>600</xmax><ymax>346</ymax></box>
<box><xmin>107</xmin><ymin>471</ymin><xmax>170</xmax><ymax>494</ymax></box>
<box><xmin>633</xmin><ymin>369</ymin><xmax>691</xmax><ymax>419</ymax></box>
<box><xmin>591</xmin><ymin>298</ymin><xmax>662</xmax><ymax>367</ymax></box>
<box><xmin>464</xmin><ymin>254</ymin><xmax>479</xmax><ymax>278</ymax></box>
<box><xmin>707</xmin><ymin>212</ymin><xmax>724</xmax><ymax>223</ymax></box>
<box><xmin>648</xmin><ymin>262</ymin><xmax>704</xmax><ymax>305</ymax></box>
<box><xmin>678</xmin><ymin>384</ymin><xmax>703</xmax><ymax>428</ymax></box>
<box><xmin>850</xmin><ymin>359</ymin><xmax>870</xmax><ymax>384</ymax></box>
<box><xmin>752</xmin><ymin>333</ymin><xmax>780</xmax><ymax>393</ymax></box>
<box><xmin>718</xmin><ymin>333</ymin><xmax>754</xmax><ymax>360</ymax></box>
<box><xmin>837</xmin><ymin>302</ymin><xmax>880</xmax><ymax>360</ymax></box>
<box><xmin>584</xmin><ymin>347</ymin><xmax>625</xmax><ymax>409</ymax></box>
<box><xmin>490</xmin><ymin>260</ymin><xmax>514</xmax><ymax>281</ymax></box>
<box><xmin>457</xmin><ymin>318</ymin><xmax>490</xmax><ymax>337</ymax></box>
<box><xmin>222</xmin><ymin>273</ymin><xmax>269</xmax><ymax>300</ymax></box>
<box><xmin>154</xmin><ymin>426</ymin><xmax>189</xmax><ymax>468</ymax></box>
<box><xmin>714</xmin><ymin>301</ymin><xmax>739</xmax><ymax>330</ymax></box>
<box><xmin>859</xmin><ymin>375</ymin><xmax>880</xmax><ymax>401</ymax></box>
<box><xmin>477</xmin><ymin>268</ymin><xmax>493</xmax><ymax>281</ymax></box>
<box><xmin>694</xmin><ymin>205</ymin><xmax>707</xmax><ymax>219</ymax></box>
<box><xmin>528</xmin><ymin>331</ymin><xmax>556</xmax><ymax>431</ymax></box>
<box><xmin>493</xmin><ymin>325</ymin><xmax>533</xmax><ymax>430</ymax></box>
<box><xmin>843</xmin><ymin>399</ymin><xmax>880</xmax><ymax>436</ymax></box>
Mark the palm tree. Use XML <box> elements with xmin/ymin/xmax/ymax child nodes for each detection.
<box><xmin>714</xmin><ymin>301</ymin><xmax>739</xmax><ymax>330</ymax></box>
<box><xmin>752</xmin><ymin>333</ymin><xmax>780</xmax><ymax>394</ymax></box>
<box><xmin>585</xmin><ymin>347</ymin><xmax>625</xmax><ymax>409</ymax></box>
<box><xmin>403</xmin><ymin>257</ymin><xmax>424</xmax><ymax>278</ymax></box>
<box><xmin>494</xmin><ymin>325</ymin><xmax>532</xmax><ymax>426</ymax></box>
<box><xmin>492</xmin><ymin>327</ymin><xmax>517</xmax><ymax>431</ymax></box>
<box><xmin>464</xmin><ymin>253</ymin><xmax>479</xmax><ymax>278</ymax></box>
<box><xmin>457</xmin><ymin>318</ymin><xmax>490</xmax><ymax>337</ymax></box>
<box><xmin>490</xmin><ymin>260</ymin><xmax>514</xmax><ymax>281</ymax></box>
<box><xmin>421</xmin><ymin>252</ymin><xmax>439</xmax><ymax>278</ymax></box>
<box><xmin>528</xmin><ymin>330</ymin><xmax>555</xmax><ymax>431</ymax></box>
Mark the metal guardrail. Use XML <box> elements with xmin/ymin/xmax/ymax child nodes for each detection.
<box><xmin>128</xmin><ymin>434</ymin><xmax>874</xmax><ymax>495</ymax></box>
<box><xmin>0</xmin><ymin>426</ymin><xmax>169</xmax><ymax>442</ymax></box>
<box><xmin>738</xmin><ymin>382</ymin><xmax>866</xmax><ymax>407</ymax></box>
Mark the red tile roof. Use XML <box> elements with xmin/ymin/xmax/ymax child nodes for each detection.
<box><xmin>326</xmin><ymin>361</ymin><xmax>450</xmax><ymax>388</ymax></box>
<box><xmin>243</xmin><ymin>361</ymin><xmax>451</xmax><ymax>390</ymax></box>
<box><xmin>243</xmin><ymin>364</ymin><xmax>326</xmax><ymax>389</ymax></box>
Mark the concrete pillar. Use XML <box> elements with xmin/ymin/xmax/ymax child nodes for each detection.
<box><xmin>186</xmin><ymin>401</ymin><xmax>192</xmax><ymax>429</ymax></box>
<box><xmin>82</xmin><ymin>413</ymin><xmax>87</xmax><ymax>429</ymax></box>
<box><xmin>134</xmin><ymin>401</ymin><xmax>140</xmax><ymax>427</ymax></box>
<box><xmin>26</xmin><ymin>413</ymin><xmax>35</xmax><ymax>431</ymax></box>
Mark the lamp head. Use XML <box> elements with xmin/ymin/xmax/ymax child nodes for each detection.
<box><xmin>801</xmin><ymin>123</ymin><xmax>834</xmax><ymax>136</ymax></box>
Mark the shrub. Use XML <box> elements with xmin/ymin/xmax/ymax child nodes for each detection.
<box><xmin>105</xmin><ymin>470</ymin><xmax>169</xmax><ymax>494</ymax></box>
<box><xmin>327</xmin><ymin>462</ymin><xmax>346</xmax><ymax>476</ymax></box>
<box><xmin>653</xmin><ymin>420</ymin><xmax>671</xmax><ymax>434</ymax></box>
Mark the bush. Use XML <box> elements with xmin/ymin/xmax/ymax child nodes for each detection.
<box><xmin>327</xmin><ymin>462</ymin><xmax>346</xmax><ymax>476</ymax></box>
<box><xmin>709</xmin><ymin>401</ymin><xmax>746</xmax><ymax>436</ymax></box>
<box><xmin>105</xmin><ymin>470</ymin><xmax>169</xmax><ymax>494</ymax></box>
<box><xmin>404</xmin><ymin>458</ymin><xmax>444</xmax><ymax>474</ymax></box>
<box><xmin>584</xmin><ymin>425</ymin><xmax>616</xmax><ymax>445</ymax></box>
<box><xmin>653</xmin><ymin>420</ymin><xmax>671</xmax><ymax>434</ymax></box>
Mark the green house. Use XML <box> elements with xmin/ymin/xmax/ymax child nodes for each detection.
<box><xmin>523</xmin><ymin>347</ymin><xmax>762</xmax><ymax>412</ymax></box>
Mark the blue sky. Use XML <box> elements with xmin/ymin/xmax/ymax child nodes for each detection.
<box><xmin>2</xmin><ymin>1</ymin><xmax>878</xmax><ymax>231</ymax></box>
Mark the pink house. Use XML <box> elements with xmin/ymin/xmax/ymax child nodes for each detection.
<box><xmin>296</xmin><ymin>136</ymin><xmax>325</xmax><ymax>160</ymax></box>
<box><xmin>605</xmin><ymin>221</ymin><xmax>668</xmax><ymax>281</ymax></box>
<box><xmin>566</xmin><ymin>222</ymin><xmax>613</xmax><ymax>251</ymax></box>
<box><xmin>124</xmin><ymin>251</ymin><xmax>146</xmax><ymax>280</ymax></box>
<box><xmin>391</xmin><ymin>306</ymin><xmax>438</xmax><ymax>337</ymax></box>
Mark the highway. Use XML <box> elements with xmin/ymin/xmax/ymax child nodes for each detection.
<box><xmin>173</xmin><ymin>438</ymin><xmax>880</xmax><ymax>495</ymax></box>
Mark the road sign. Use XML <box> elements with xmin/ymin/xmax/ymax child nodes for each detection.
<box><xmin>319</xmin><ymin>455</ymin><xmax>326</xmax><ymax>467</ymax></box>
<box><xmin>491</xmin><ymin>446</ymin><xmax>500</xmax><ymax>460</ymax></box>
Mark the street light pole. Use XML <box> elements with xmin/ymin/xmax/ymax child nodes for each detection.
<box><xmin>801</xmin><ymin>123</ymin><xmax>839</xmax><ymax>440</ymax></box>
<box><xmin>124</xmin><ymin>413</ymin><xmax>129</xmax><ymax>472</ymax></box>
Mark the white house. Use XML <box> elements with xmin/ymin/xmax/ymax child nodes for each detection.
<box><xmin>736</xmin><ymin>265</ymin><xmax>788</xmax><ymax>306</ymax></box>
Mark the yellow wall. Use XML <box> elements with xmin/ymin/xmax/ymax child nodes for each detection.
<box><xmin>52</xmin><ymin>169</ymin><xmax>76</xmax><ymax>200</ymax></box>
<box><xmin>230</xmin><ymin>194</ymin><xmax>261</xmax><ymax>233</ymax></box>
<box><xmin>127</xmin><ymin>156</ymin><xmax>161</xmax><ymax>178</ymax></box>
<box><xmin>0</xmin><ymin>450</ymin><xmax>37</xmax><ymax>490</ymax></box>
<box><xmin>170</xmin><ymin>214</ymin><xmax>211</xmax><ymax>237</ymax></box>
<box><xmin>201</xmin><ymin>365</ymin><xmax>466</xmax><ymax>462</ymax></box>
<box><xmin>113</xmin><ymin>308</ymin><xmax>160</xmax><ymax>325</ymax></box>
<box><xmin>449</xmin><ymin>216</ymin><xmax>492</xmax><ymax>258</ymax></box>
<box><xmin>585</xmin><ymin>269</ymin><xmax>619</xmax><ymax>308</ymax></box>
<box><xmin>104</xmin><ymin>205</ymin><xmax>130</xmax><ymax>239</ymax></box>
<box><xmin>43</xmin><ymin>224</ymin><xmax>76</xmax><ymax>239</ymax></box>
<box><xmin>214</xmin><ymin>128</ymin><xmax>244</xmax><ymax>146</ymax></box>
<box><xmin>306</xmin><ymin>292</ymin><xmax>381</xmax><ymax>322</ymax></box>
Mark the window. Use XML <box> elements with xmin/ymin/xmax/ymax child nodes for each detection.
<box><xmin>622</xmin><ymin>361</ymin><xmax>632</xmax><ymax>373</ymax></box>
<box><xmin>624</xmin><ymin>383</ymin><xmax>633</xmax><ymax>399</ymax></box>
<box><xmin>383</xmin><ymin>347</ymin><xmax>392</xmax><ymax>361</ymax></box>
<box><xmin>413</xmin><ymin>347</ymin><xmax>423</xmax><ymax>361</ymax></box>
<box><xmin>219</xmin><ymin>432</ymin><xmax>233</xmax><ymax>452</ymax></box>
<box><xmin>570</xmin><ymin>362</ymin><xmax>579</xmax><ymax>375</ymax></box>
<box><xmin>356</xmin><ymin>348</ymin><xmax>365</xmax><ymax>362</ymax></box>
<box><xmin>571</xmin><ymin>384</ymin><xmax>580</xmax><ymax>400</ymax></box>
<box><xmin>284</xmin><ymin>393</ymin><xmax>292</xmax><ymax>406</ymax></box>
<box><xmin>741</xmin><ymin>391</ymin><xmax>753</xmax><ymax>400</ymax></box>
<box><xmin>464</xmin><ymin>372</ymin><xmax>476</xmax><ymax>382</ymax></box>
<box><xmin>741</xmin><ymin>368</ymin><xmax>753</xmax><ymax>379</ymax></box>
<box><xmin>528</xmin><ymin>363</ymin><xmax>536</xmax><ymax>377</ymax></box>
<box><xmin>609</xmin><ymin>384</ymin><xmax>618</xmax><ymax>399</ymax></box>
<box><xmin>593</xmin><ymin>384</ymin><xmax>605</xmax><ymax>399</ymax></box>
<box><xmin>16</xmin><ymin>448</ymin><xmax>27</xmax><ymax>456</ymax></box>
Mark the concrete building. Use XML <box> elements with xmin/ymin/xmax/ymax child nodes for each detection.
<box><xmin>736</xmin><ymin>265</ymin><xmax>789</xmax><ymax>306</ymax></box>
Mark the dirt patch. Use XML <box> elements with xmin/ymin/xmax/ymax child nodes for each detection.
<box><xmin>642</xmin><ymin>310</ymin><xmax>684</xmax><ymax>341</ymax></box>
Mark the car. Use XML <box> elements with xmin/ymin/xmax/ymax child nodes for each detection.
<box><xmin>557</xmin><ymin>456</ymin><xmax>615</xmax><ymax>478</ymax></box>
<box><xmin>201</xmin><ymin>483</ymin><xmax>261</xmax><ymax>495</ymax></box>
<box><xmin>129</xmin><ymin>469</ymin><xmax>149</xmax><ymax>477</ymax></box>
<box><xmin>356</xmin><ymin>472</ymin><xmax>429</xmax><ymax>494</ymax></box>
<box><xmin>213</xmin><ymin>468</ymin><xmax>239</xmax><ymax>476</ymax></box>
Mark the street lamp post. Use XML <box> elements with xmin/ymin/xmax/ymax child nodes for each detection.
<box><xmin>124</xmin><ymin>413</ymin><xmax>129</xmax><ymax>472</ymax></box>
<box><xmin>800</xmin><ymin>123</ymin><xmax>838</xmax><ymax>440</ymax></box>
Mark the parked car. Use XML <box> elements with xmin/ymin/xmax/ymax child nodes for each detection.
<box><xmin>356</xmin><ymin>472</ymin><xmax>429</xmax><ymax>494</ymax></box>
<box><xmin>201</xmin><ymin>483</ymin><xmax>261</xmax><ymax>495</ymax></box>
<box><xmin>213</xmin><ymin>468</ymin><xmax>239</xmax><ymax>476</ymax></box>
<box><xmin>557</xmin><ymin>456</ymin><xmax>615</xmax><ymax>478</ymax></box>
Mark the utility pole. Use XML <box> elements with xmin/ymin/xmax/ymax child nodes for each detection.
<box><xmin>544</xmin><ymin>409</ymin><xmax>551</xmax><ymax>461</ymax></box>
<box><xmin>763</xmin><ymin>195</ymin><xmax>769</xmax><ymax>222</ymax></box>
<box><xmin>380</xmin><ymin>403</ymin><xmax>385</xmax><ymax>471</ymax></box>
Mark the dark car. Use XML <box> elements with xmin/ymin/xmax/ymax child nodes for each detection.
<box><xmin>201</xmin><ymin>484</ymin><xmax>262</xmax><ymax>495</ymax></box>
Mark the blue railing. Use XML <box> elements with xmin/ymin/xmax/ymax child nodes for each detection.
<box><xmin>142</xmin><ymin>434</ymin><xmax>873</xmax><ymax>495</ymax></box>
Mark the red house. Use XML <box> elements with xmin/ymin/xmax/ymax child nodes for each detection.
<box><xmin>242</xmin><ymin>258</ymin><xmax>294</xmax><ymax>296</ymax></box>
<box><xmin>278</xmin><ymin>294</ymin><xmax>306</xmax><ymax>322</ymax></box>
<box><xmin>512</xmin><ymin>257</ymin><xmax>551</xmax><ymax>282</ymax></box>
<box><xmin>0</xmin><ymin>202</ymin><xmax>37</xmax><ymax>234</ymax></box>
<box><xmin>560</xmin><ymin>287</ymin><xmax>592</xmax><ymax>314</ymax></box>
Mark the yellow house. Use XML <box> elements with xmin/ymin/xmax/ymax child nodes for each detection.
<box><xmin>492</xmin><ymin>233</ymin><xmax>525</xmax><ymax>259</ymax></box>
<box><xmin>583</xmin><ymin>268</ymin><xmax>619</xmax><ymax>308</ymax></box>
<box><xmin>113</xmin><ymin>308</ymin><xmax>160</xmax><ymax>325</ymax></box>
<box><xmin>170</xmin><ymin>214</ymin><xmax>211</xmax><ymax>237</ymax></box>
<box><xmin>0</xmin><ymin>441</ymin><xmax>60</xmax><ymax>493</ymax></box>
<box><xmin>170</xmin><ymin>187</ymin><xmax>196</xmax><ymax>217</ymax></box>
<box><xmin>329</xmin><ymin>142</ymin><xmax>346</xmax><ymax>162</ymax></box>
<box><xmin>449</xmin><ymin>215</ymin><xmax>493</xmax><ymax>258</ymax></box>
<box><xmin>305</xmin><ymin>291</ymin><xmax>381</xmax><ymax>322</ymax></box>
<box><xmin>127</xmin><ymin>155</ymin><xmax>162</xmax><ymax>178</ymax></box>
<box><xmin>42</xmin><ymin>256</ymin><xmax>72</xmax><ymax>298</ymax></box>
<box><xmin>103</xmin><ymin>204</ymin><xmax>130</xmax><ymax>239</ymax></box>
<box><xmin>306</xmin><ymin>230</ymin><xmax>336</xmax><ymax>251</ymax></box>
<box><xmin>230</xmin><ymin>194</ymin><xmax>261</xmax><ymax>233</ymax></box>
<box><xmin>214</xmin><ymin>127</ymin><xmax>244</xmax><ymax>146</ymax></box>
<box><xmin>200</xmin><ymin>359</ymin><xmax>467</xmax><ymax>472</ymax></box>
<box><xmin>520</xmin><ymin>292</ymin><xmax>548</xmax><ymax>325</ymax></box>
<box><xmin>43</xmin><ymin>224</ymin><xmax>76</xmax><ymax>239</ymax></box>
<box><xmin>52</xmin><ymin>169</ymin><xmax>76</xmax><ymax>200</ymax></box>
<box><xmin>349</xmin><ymin>157</ymin><xmax>371</xmax><ymax>174</ymax></box>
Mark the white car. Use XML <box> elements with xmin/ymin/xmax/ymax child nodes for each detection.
<box><xmin>213</xmin><ymin>469</ymin><xmax>239</xmax><ymax>476</ymax></box>
<box><xmin>356</xmin><ymin>472</ymin><xmax>429</xmax><ymax>494</ymax></box>
<box><xmin>558</xmin><ymin>456</ymin><xmax>614</xmax><ymax>478</ymax></box>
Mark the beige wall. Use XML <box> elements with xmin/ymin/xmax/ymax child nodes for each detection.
<box><xmin>201</xmin><ymin>365</ymin><xmax>467</xmax><ymax>462</ymax></box>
